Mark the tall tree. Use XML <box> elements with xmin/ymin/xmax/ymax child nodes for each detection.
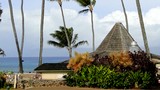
<box><xmin>49</xmin><ymin>0</ymin><xmax>72</xmax><ymax>58</ymax></box>
<box><xmin>48</xmin><ymin>26</ymin><xmax>88</xmax><ymax>57</ymax></box>
<box><xmin>8</xmin><ymin>0</ymin><xmax>23</xmax><ymax>73</ymax></box>
<box><xmin>136</xmin><ymin>0</ymin><xmax>151</xmax><ymax>59</ymax></box>
<box><xmin>21</xmin><ymin>0</ymin><xmax>25</xmax><ymax>56</ymax></box>
<box><xmin>121</xmin><ymin>0</ymin><xmax>129</xmax><ymax>31</ymax></box>
<box><xmin>76</xmin><ymin>0</ymin><xmax>96</xmax><ymax>51</ymax></box>
<box><xmin>39</xmin><ymin>0</ymin><xmax>45</xmax><ymax>66</ymax></box>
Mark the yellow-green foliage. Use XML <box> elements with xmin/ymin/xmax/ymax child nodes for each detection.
<box><xmin>109</xmin><ymin>51</ymin><xmax>133</xmax><ymax>68</ymax></box>
<box><xmin>67</xmin><ymin>52</ymin><xmax>93</xmax><ymax>72</ymax></box>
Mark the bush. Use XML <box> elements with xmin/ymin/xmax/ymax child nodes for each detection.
<box><xmin>66</xmin><ymin>65</ymin><xmax>115</xmax><ymax>88</ymax></box>
<box><xmin>67</xmin><ymin>52</ymin><xmax>93</xmax><ymax>72</ymax></box>
<box><xmin>65</xmin><ymin>65</ymin><xmax>153</xmax><ymax>89</ymax></box>
<box><xmin>93</xmin><ymin>51</ymin><xmax>157</xmax><ymax>74</ymax></box>
<box><xmin>0</xmin><ymin>72</ymin><xmax>9</xmax><ymax>89</ymax></box>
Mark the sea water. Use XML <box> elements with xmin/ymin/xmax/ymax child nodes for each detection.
<box><xmin>0</xmin><ymin>57</ymin><xmax>69</xmax><ymax>73</ymax></box>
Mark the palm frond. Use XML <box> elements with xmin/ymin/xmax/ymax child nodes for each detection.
<box><xmin>48</xmin><ymin>40</ymin><xmax>65</xmax><ymax>48</ymax></box>
<box><xmin>72</xmin><ymin>34</ymin><xmax>78</xmax><ymax>45</ymax></box>
<box><xmin>48</xmin><ymin>26</ymin><xmax>88</xmax><ymax>52</ymax></box>
<box><xmin>59</xmin><ymin>26</ymin><xmax>65</xmax><ymax>31</ymax></box>
<box><xmin>50</xmin><ymin>32</ymin><xmax>65</xmax><ymax>42</ymax></box>
<box><xmin>68</xmin><ymin>27</ymin><xmax>73</xmax><ymax>42</ymax></box>
<box><xmin>0</xmin><ymin>48</ymin><xmax>5</xmax><ymax>56</ymax></box>
<box><xmin>59</xmin><ymin>26</ymin><xmax>73</xmax><ymax>43</ymax></box>
<box><xmin>73</xmin><ymin>40</ymin><xmax>88</xmax><ymax>48</ymax></box>
<box><xmin>76</xmin><ymin>0</ymin><xmax>90</xmax><ymax>7</ymax></box>
<box><xmin>79</xmin><ymin>9</ymin><xmax>89</xmax><ymax>14</ymax></box>
<box><xmin>92</xmin><ymin>0</ymin><xmax>96</xmax><ymax>6</ymax></box>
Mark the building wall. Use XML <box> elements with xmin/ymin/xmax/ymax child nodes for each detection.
<box><xmin>41</xmin><ymin>73</ymin><xmax>67</xmax><ymax>80</ymax></box>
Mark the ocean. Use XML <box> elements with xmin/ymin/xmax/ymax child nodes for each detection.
<box><xmin>0</xmin><ymin>57</ymin><xmax>69</xmax><ymax>73</ymax></box>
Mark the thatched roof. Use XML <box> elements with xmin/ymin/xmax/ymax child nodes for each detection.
<box><xmin>91</xmin><ymin>22</ymin><xmax>141</xmax><ymax>57</ymax></box>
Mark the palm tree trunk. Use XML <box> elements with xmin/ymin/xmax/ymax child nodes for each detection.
<box><xmin>39</xmin><ymin>0</ymin><xmax>45</xmax><ymax>66</ymax></box>
<box><xmin>21</xmin><ymin>0</ymin><xmax>25</xmax><ymax>56</ymax></box>
<box><xmin>136</xmin><ymin>0</ymin><xmax>151</xmax><ymax>59</ymax></box>
<box><xmin>90</xmin><ymin>10</ymin><xmax>95</xmax><ymax>51</ymax></box>
<box><xmin>121</xmin><ymin>0</ymin><xmax>129</xmax><ymax>31</ymax></box>
<box><xmin>59</xmin><ymin>1</ymin><xmax>72</xmax><ymax>58</ymax></box>
<box><xmin>0</xmin><ymin>6</ymin><xmax>2</xmax><ymax>22</ymax></box>
<box><xmin>8</xmin><ymin>0</ymin><xmax>23</xmax><ymax>73</ymax></box>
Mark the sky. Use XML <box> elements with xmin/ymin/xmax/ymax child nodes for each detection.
<box><xmin>0</xmin><ymin>0</ymin><xmax>160</xmax><ymax>57</ymax></box>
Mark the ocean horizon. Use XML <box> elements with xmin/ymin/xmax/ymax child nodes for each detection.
<box><xmin>0</xmin><ymin>57</ymin><xmax>69</xmax><ymax>73</ymax></box>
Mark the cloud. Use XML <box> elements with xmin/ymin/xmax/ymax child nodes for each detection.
<box><xmin>0</xmin><ymin>6</ymin><xmax>160</xmax><ymax>57</ymax></box>
<box><xmin>145</xmin><ymin>7</ymin><xmax>160</xmax><ymax>25</ymax></box>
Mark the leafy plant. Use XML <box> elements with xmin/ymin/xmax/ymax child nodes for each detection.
<box><xmin>65</xmin><ymin>65</ymin><xmax>154</xmax><ymax>89</ymax></box>
<box><xmin>67</xmin><ymin>52</ymin><xmax>93</xmax><ymax>72</ymax></box>
<box><xmin>66</xmin><ymin>65</ymin><xmax>115</xmax><ymax>88</ymax></box>
<box><xmin>93</xmin><ymin>51</ymin><xmax>157</xmax><ymax>73</ymax></box>
<box><xmin>109</xmin><ymin>51</ymin><xmax>133</xmax><ymax>71</ymax></box>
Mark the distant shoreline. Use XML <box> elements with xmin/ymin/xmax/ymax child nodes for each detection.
<box><xmin>0</xmin><ymin>57</ymin><xmax>69</xmax><ymax>73</ymax></box>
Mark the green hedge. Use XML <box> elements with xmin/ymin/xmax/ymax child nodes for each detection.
<box><xmin>65</xmin><ymin>65</ymin><xmax>155</xmax><ymax>89</ymax></box>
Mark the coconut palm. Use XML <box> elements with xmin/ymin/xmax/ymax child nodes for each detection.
<box><xmin>135</xmin><ymin>0</ymin><xmax>151</xmax><ymax>59</ymax></box>
<box><xmin>121</xmin><ymin>0</ymin><xmax>129</xmax><ymax>31</ymax></box>
<box><xmin>39</xmin><ymin>0</ymin><xmax>45</xmax><ymax>66</ymax></box>
<box><xmin>48</xmin><ymin>26</ymin><xmax>88</xmax><ymax>57</ymax></box>
<box><xmin>21</xmin><ymin>0</ymin><xmax>25</xmax><ymax>56</ymax></box>
<box><xmin>49</xmin><ymin>0</ymin><xmax>72</xmax><ymax>58</ymax></box>
<box><xmin>8</xmin><ymin>0</ymin><xmax>23</xmax><ymax>73</ymax></box>
<box><xmin>76</xmin><ymin>0</ymin><xmax>96</xmax><ymax>51</ymax></box>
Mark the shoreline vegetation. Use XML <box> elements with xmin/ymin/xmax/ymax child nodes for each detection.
<box><xmin>0</xmin><ymin>52</ymin><xmax>160</xmax><ymax>89</ymax></box>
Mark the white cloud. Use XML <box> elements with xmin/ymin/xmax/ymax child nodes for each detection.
<box><xmin>0</xmin><ymin>6</ymin><xmax>160</xmax><ymax>57</ymax></box>
<box><xmin>145</xmin><ymin>7</ymin><xmax>160</xmax><ymax>25</ymax></box>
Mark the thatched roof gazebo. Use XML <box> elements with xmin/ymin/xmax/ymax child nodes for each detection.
<box><xmin>91</xmin><ymin>22</ymin><xmax>160</xmax><ymax>63</ymax></box>
<box><xmin>91</xmin><ymin>22</ymin><xmax>141</xmax><ymax>57</ymax></box>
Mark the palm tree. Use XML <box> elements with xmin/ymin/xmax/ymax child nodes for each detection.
<box><xmin>121</xmin><ymin>0</ymin><xmax>129</xmax><ymax>31</ymax></box>
<box><xmin>48</xmin><ymin>26</ymin><xmax>88</xmax><ymax>57</ymax></box>
<box><xmin>21</xmin><ymin>0</ymin><xmax>25</xmax><ymax>56</ymax></box>
<box><xmin>49</xmin><ymin>0</ymin><xmax>72</xmax><ymax>58</ymax></box>
<box><xmin>76</xmin><ymin>0</ymin><xmax>96</xmax><ymax>52</ymax></box>
<box><xmin>8</xmin><ymin>0</ymin><xmax>23</xmax><ymax>73</ymax></box>
<box><xmin>39</xmin><ymin>0</ymin><xmax>45</xmax><ymax>66</ymax></box>
<box><xmin>135</xmin><ymin>0</ymin><xmax>151</xmax><ymax>59</ymax></box>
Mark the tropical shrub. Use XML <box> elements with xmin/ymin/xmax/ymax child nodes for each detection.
<box><xmin>92</xmin><ymin>51</ymin><xmax>133</xmax><ymax>72</ymax></box>
<box><xmin>66</xmin><ymin>65</ymin><xmax>115</xmax><ymax>88</ymax></box>
<box><xmin>0</xmin><ymin>72</ymin><xmax>12</xmax><ymax>89</ymax></box>
<box><xmin>93</xmin><ymin>51</ymin><xmax>157</xmax><ymax>73</ymax></box>
<box><xmin>65</xmin><ymin>65</ymin><xmax>153</xmax><ymax>89</ymax></box>
<box><xmin>109</xmin><ymin>51</ymin><xmax>133</xmax><ymax>67</ymax></box>
<box><xmin>128</xmin><ymin>51</ymin><xmax>156</xmax><ymax>74</ymax></box>
<box><xmin>66</xmin><ymin>51</ymin><xmax>157</xmax><ymax>89</ymax></box>
<box><xmin>67</xmin><ymin>52</ymin><xmax>93</xmax><ymax>72</ymax></box>
<box><xmin>93</xmin><ymin>51</ymin><xmax>158</xmax><ymax>86</ymax></box>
